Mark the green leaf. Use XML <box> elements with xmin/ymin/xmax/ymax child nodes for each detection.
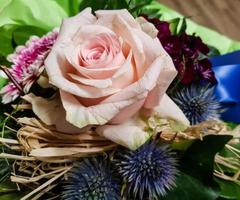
<box><xmin>180</xmin><ymin>135</ymin><xmax>233</xmax><ymax>183</ymax></box>
<box><xmin>171</xmin><ymin>140</ymin><xmax>194</xmax><ymax>151</ymax></box>
<box><xmin>169</xmin><ymin>18</ymin><xmax>187</xmax><ymax>35</ymax></box>
<box><xmin>169</xmin><ymin>18</ymin><xmax>180</xmax><ymax>35</ymax></box>
<box><xmin>53</xmin><ymin>0</ymin><xmax>82</xmax><ymax>16</ymax></box>
<box><xmin>215</xmin><ymin>178</ymin><xmax>240</xmax><ymax>200</ymax></box>
<box><xmin>129</xmin><ymin>0</ymin><xmax>153</xmax><ymax>15</ymax></box>
<box><xmin>0</xmin><ymin>179</ymin><xmax>23</xmax><ymax>200</ymax></box>
<box><xmin>0</xmin><ymin>0</ymin><xmax>68</xmax><ymax>31</ymax></box>
<box><xmin>162</xmin><ymin>173</ymin><xmax>219</xmax><ymax>200</ymax></box>
<box><xmin>178</xmin><ymin>18</ymin><xmax>187</xmax><ymax>34</ymax></box>
<box><xmin>0</xmin><ymin>182</ymin><xmax>17</xmax><ymax>193</ymax></box>
<box><xmin>0</xmin><ymin>77</ymin><xmax>8</xmax><ymax>90</ymax></box>
<box><xmin>0</xmin><ymin>24</ymin><xmax>18</xmax><ymax>56</ymax></box>
<box><xmin>0</xmin><ymin>193</ymin><xmax>21</xmax><ymax>200</ymax></box>
<box><xmin>208</xmin><ymin>45</ymin><xmax>221</xmax><ymax>57</ymax></box>
<box><xmin>0</xmin><ymin>160</ymin><xmax>10</xmax><ymax>183</ymax></box>
<box><xmin>216</xmin><ymin>143</ymin><xmax>240</xmax><ymax>174</ymax></box>
<box><xmin>13</xmin><ymin>26</ymin><xmax>46</xmax><ymax>45</ymax></box>
<box><xmin>140</xmin><ymin>7</ymin><xmax>162</xmax><ymax>19</ymax></box>
<box><xmin>104</xmin><ymin>0</ymin><xmax>129</xmax><ymax>10</ymax></box>
<box><xmin>226</xmin><ymin>122</ymin><xmax>238</xmax><ymax>130</ymax></box>
<box><xmin>79</xmin><ymin>0</ymin><xmax>108</xmax><ymax>11</ymax></box>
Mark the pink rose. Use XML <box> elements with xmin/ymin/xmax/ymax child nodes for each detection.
<box><xmin>43</xmin><ymin>8</ymin><xmax>189</xmax><ymax>149</ymax></box>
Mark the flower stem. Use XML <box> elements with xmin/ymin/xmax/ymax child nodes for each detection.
<box><xmin>0</xmin><ymin>65</ymin><xmax>23</xmax><ymax>93</ymax></box>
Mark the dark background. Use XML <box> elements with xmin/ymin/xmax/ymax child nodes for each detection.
<box><xmin>158</xmin><ymin>0</ymin><xmax>240</xmax><ymax>41</ymax></box>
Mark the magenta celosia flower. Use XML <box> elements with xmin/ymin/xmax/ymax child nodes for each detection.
<box><xmin>0</xmin><ymin>29</ymin><xmax>58</xmax><ymax>104</ymax></box>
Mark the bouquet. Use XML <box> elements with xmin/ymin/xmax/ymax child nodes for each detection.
<box><xmin>0</xmin><ymin>1</ymin><xmax>239</xmax><ymax>200</ymax></box>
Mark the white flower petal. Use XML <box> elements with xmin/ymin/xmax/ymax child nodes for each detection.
<box><xmin>96</xmin><ymin>116</ymin><xmax>150</xmax><ymax>150</ymax></box>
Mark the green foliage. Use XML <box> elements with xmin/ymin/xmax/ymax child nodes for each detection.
<box><xmin>79</xmin><ymin>0</ymin><xmax>153</xmax><ymax>16</ymax></box>
<box><xmin>128</xmin><ymin>0</ymin><xmax>153</xmax><ymax>15</ymax></box>
<box><xmin>53</xmin><ymin>0</ymin><xmax>82</xmax><ymax>16</ymax></box>
<box><xmin>0</xmin><ymin>77</ymin><xmax>8</xmax><ymax>90</ymax></box>
<box><xmin>79</xmin><ymin>0</ymin><xmax>108</xmax><ymax>11</ymax></box>
<box><xmin>214</xmin><ymin>143</ymin><xmax>240</xmax><ymax>200</ymax></box>
<box><xmin>208</xmin><ymin>45</ymin><xmax>221</xmax><ymax>57</ymax></box>
<box><xmin>226</xmin><ymin>122</ymin><xmax>238</xmax><ymax>130</ymax></box>
<box><xmin>0</xmin><ymin>180</ymin><xmax>25</xmax><ymax>200</ymax></box>
<box><xmin>0</xmin><ymin>0</ymin><xmax>67</xmax><ymax>31</ymax></box>
<box><xmin>0</xmin><ymin>25</ymin><xmax>16</xmax><ymax>57</ymax></box>
<box><xmin>0</xmin><ymin>0</ymin><xmax>69</xmax><ymax>62</ymax></box>
<box><xmin>169</xmin><ymin>17</ymin><xmax>187</xmax><ymax>35</ymax></box>
<box><xmin>162</xmin><ymin>173</ymin><xmax>219</xmax><ymax>200</ymax></box>
<box><xmin>0</xmin><ymin>193</ymin><xmax>21</xmax><ymax>200</ymax></box>
<box><xmin>180</xmin><ymin>135</ymin><xmax>232</xmax><ymax>183</ymax></box>
<box><xmin>215</xmin><ymin>178</ymin><xmax>240</xmax><ymax>200</ymax></box>
<box><xmin>13</xmin><ymin>26</ymin><xmax>46</xmax><ymax>46</ymax></box>
<box><xmin>0</xmin><ymin>160</ymin><xmax>10</xmax><ymax>183</ymax></box>
<box><xmin>163</xmin><ymin>135</ymin><xmax>233</xmax><ymax>200</ymax></box>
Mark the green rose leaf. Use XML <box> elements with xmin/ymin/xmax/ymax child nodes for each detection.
<box><xmin>180</xmin><ymin>135</ymin><xmax>233</xmax><ymax>183</ymax></box>
<box><xmin>162</xmin><ymin>173</ymin><xmax>219</xmax><ymax>200</ymax></box>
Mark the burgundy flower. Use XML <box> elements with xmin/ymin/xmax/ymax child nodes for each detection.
<box><xmin>143</xmin><ymin>15</ymin><xmax>216</xmax><ymax>85</ymax></box>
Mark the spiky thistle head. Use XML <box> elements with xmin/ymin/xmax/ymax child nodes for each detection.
<box><xmin>62</xmin><ymin>158</ymin><xmax>121</xmax><ymax>200</ymax></box>
<box><xmin>116</xmin><ymin>142</ymin><xmax>179</xmax><ymax>200</ymax></box>
<box><xmin>171</xmin><ymin>84</ymin><xmax>222</xmax><ymax>125</ymax></box>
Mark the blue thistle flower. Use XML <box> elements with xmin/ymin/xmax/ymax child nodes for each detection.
<box><xmin>62</xmin><ymin>158</ymin><xmax>121</xmax><ymax>200</ymax></box>
<box><xmin>171</xmin><ymin>84</ymin><xmax>222</xmax><ymax>125</ymax></box>
<box><xmin>116</xmin><ymin>142</ymin><xmax>178</xmax><ymax>200</ymax></box>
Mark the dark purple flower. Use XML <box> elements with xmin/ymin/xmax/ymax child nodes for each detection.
<box><xmin>143</xmin><ymin>15</ymin><xmax>216</xmax><ymax>85</ymax></box>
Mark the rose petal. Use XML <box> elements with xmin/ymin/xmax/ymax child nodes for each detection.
<box><xmin>136</xmin><ymin>17</ymin><xmax>158</xmax><ymax>38</ymax></box>
<box><xmin>153</xmin><ymin>93</ymin><xmax>190</xmax><ymax>126</ymax></box>
<box><xmin>57</xmin><ymin>8</ymin><xmax>96</xmax><ymax>42</ymax></box>
<box><xmin>144</xmin><ymin>43</ymin><xmax>177</xmax><ymax>109</ymax></box>
<box><xmin>60</xmin><ymin>90</ymin><xmax>147</xmax><ymax>128</ymax></box>
<box><xmin>72</xmin><ymin>25</ymin><xmax>115</xmax><ymax>44</ymax></box>
<box><xmin>67</xmin><ymin>51</ymin><xmax>134</xmax><ymax>89</ymax></box>
<box><xmin>96</xmin><ymin>116</ymin><xmax>150</xmax><ymax>150</ymax></box>
<box><xmin>112</xmin><ymin>15</ymin><xmax>145</xmax><ymax>79</ymax></box>
<box><xmin>102</xmin><ymin>56</ymin><xmax>164</xmax><ymax>103</ymax></box>
<box><xmin>95</xmin><ymin>9</ymin><xmax>141</xmax><ymax>30</ymax></box>
<box><xmin>110</xmin><ymin>99</ymin><xmax>145</xmax><ymax>124</ymax></box>
<box><xmin>22</xmin><ymin>94</ymin><xmax>83</xmax><ymax>133</ymax></box>
<box><xmin>68</xmin><ymin>73</ymin><xmax>113</xmax><ymax>88</ymax></box>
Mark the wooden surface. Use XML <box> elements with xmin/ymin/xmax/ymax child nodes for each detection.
<box><xmin>158</xmin><ymin>0</ymin><xmax>240</xmax><ymax>41</ymax></box>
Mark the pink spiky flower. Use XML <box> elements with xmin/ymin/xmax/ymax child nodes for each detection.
<box><xmin>0</xmin><ymin>29</ymin><xmax>58</xmax><ymax>104</ymax></box>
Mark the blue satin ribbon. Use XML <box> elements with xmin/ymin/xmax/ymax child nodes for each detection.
<box><xmin>210</xmin><ymin>50</ymin><xmax>240</xmax><ymax>123</ymax></box>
